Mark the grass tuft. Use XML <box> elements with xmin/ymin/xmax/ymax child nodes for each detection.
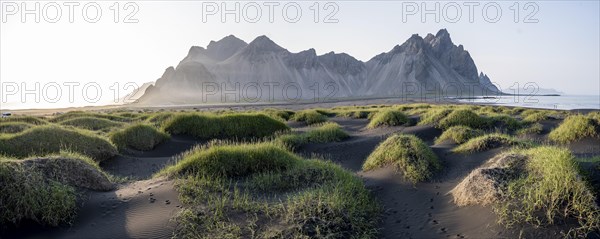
<box><xmin>0</xmin><ymin>122</ymin><xmax>34</xmax><ymax>134</ymax></box>
<box><xmin>0</xmin><ymin>125</ymin><xmax>117</xmax><ymax>161</ymax></box>
<box><xmin>0</xmin><ymin>116</ymin><xmax>47</xmax><ymax>125</ymax></box>
<box><xmin>363</xmin><ymin>134</ymin><xmax>441</xmax><ymax>183</ymax></box>
<box><xmin>145</xmin><ymin>112</ymin><xmax>175</xmax><ymax>127</ymax></box>
<box><xmin>275</xmin><ymin>122</ymin><xmax>349</xmax><ymax>150</ymax></box>
<box><xmin>495</xmin><ymin>147</ymin><xmax>600</xmax><ymax>237</ymax></box>
<box><xmin>0</xmin><ymin>159</ymin><xmax>76</xmax><ymax>227</ymax></box>
<box><xmin>261</xmin><ymin>108</ymin><xmax>295</xmax><ymax>121</ymax></box>
<box><xmin>522</xmin><ymin>111</ymin><xmax>550</xmax><ymax>123</ymax></box>
<box><xmin>58</xmin><ymin>117</ymin><xmax>124</xmax><ymax>131</ymax></box>
<box><xmin>367</xmin><ymin>109</ymin><xmax>409</xmax><ymax>128</ymax></box>
<box><xmin>453</xmin><ymin>133</ymin><xmax>532</xmax><ymax>153</ymax></box>
<box><xmin>418</xmin><ymin>108</ymin><xmax>452</xmax><ymax>126</ymax></box>
<box><xmin>291</xmin><ymin>110</ymin><xmax>328</xmax><ymax>125</ymax></box>
<box><xmin>438</xmin><ymin>109</ymin><xmax>488</xmax><ymax>129</ymax></box>
<box><xmin>0</xmin><ymin>152</ymin><xmax>114</xmax><ymax>227</ymax></box>
<box><xmin>435</xmin><ymin>126</ymin><xmax>482</xmax><ymax>144</ymax></box>
<box><xmin>487</xmin><ymin>114</ymin><xmax>523</xmax><ymax>131</ymax></box>
<box><xmin>109</xmin><ymin>123</ymin><xmax>170</xmax><ymax>151</ymax></box>
<box><xmin>304</xmin><ymin>122</ymin><xmax>350</xmax><ymax>143</ymax></box>
<box><xmin>334</xmin><ymin>109</ymin><xmax>376</xmax><ymax>119</ymax></box>
<box><xmin>163</xmin><ymin>113</ymin><xmax>289</xmax><ymax>140</ymax></box>
<box><xmin>549</xmin><ymin>114</ymin><xmax>599</xmax><ymax>144</ymax></box>
<box><xmin>516</xmin><ymin>123</ymin><xmax>543</xmax><ymax>135</ymax></box>
<box><xmin>161</xmin><ymin>142</ymin><xmax>299</xmax><ymax>178</ymax></box>
<box><xmin>164</xmin><ymin>142</ymin><xmax>379</xmax><ymax>238</ymax></box>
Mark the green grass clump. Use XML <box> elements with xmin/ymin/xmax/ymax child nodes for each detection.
<box><xmin>549</xmin><ymin>115</ymin><xmax>599</xmax><ymax>144</ymax></box>
<box><xmin>438</xmin><ymin>109</ymin><xmax>488</xmax><ymax>129</ymax></box>
<box><xmin>164</xmin><ymin>142</ymin><xmax>379</xmax><ymax>238</ymax></box>
<box><xmin>22</xmin><ymin>152</ymin><xmax>114</xmax><ymax>191</ymax></box>
<box><xmin>334</xmin><ymin>110</ymin><xmax>375</xmax><ymax>119</ymax></box>
<box><xmin>145</xmin><ymin>112</ymin><xmax>174</xmax><ymax>127</ymax></box>
<box><xmin>163</xmin><ymin>113</ymin><xmax>289</xmax><ymax>140</ymax></box>
<box><xmin>435</xmin><ymin>126</ymin><xmax>482</xmax><ymax>144</ymax></box>
<box><xmin>0</xmin><ymin>122</ymin><xmax>34</xmax><ymax>134</ymax></box>
<box><xmin>476</xmin><ymin>106</ymin><xmax>516</xmax><ymax>115</ymax></box>
<box><xmin>516</xmin><ymin>123</ymin><xmax>543</xmax><ymax>135</ymax></box>
<box><xmin>0</xmin><ymin>126</ymin><xmax>117</xmax><ymax>161</ymax></box>
<box><xmin>0</xmin><ymin>159</ymin><xmax>76</xmax><ymax>227</ymax></box>
<box><xmin>291</xmin><ymin>110</ymin><xmax>328</xmax><ymax>125</ymax></box>
<box><xmin>0</xmin><ymin>116</ymin><xmax>47</xmax><ymax>125</ymax></box>
<box><xmin>304</xmin><ymin>122</ymin><xmax>349</xmax><ymax>143</ymax></box>
<box><xmin>418</xmin><ymin>108</ymin><xmax>452</xmax><ymax>126</ymax></box>
<box><xmin>495</xmin><ymin>146</ymin><xmax>600</xmax><ymax>236</ymax></box>
<box><xmin>453</xmin><ymin>133</ymin><xmax>531</xmax><ymax>153</ymax></box>
<box><xmin>274</xmin><ymin>133</ymin><xmax>307</xmax><ymax>150</ymax></box>
<box><xmin>109</xmin><ymin>124</ymin><xmax>169</xmax><ymax>151</ymax></box>
<box><xmin>275</xmin><ymin>122</ymin><xmax>349</xmax><ymax>150</ymax></box>
<box><xmin>363</xmin><ymin>134</ymin><xmax>441</xmax><ymax>183</ymax></box>
<box><xmin>0</xmin><ymin>152</ymin><xmax>114</xmax><ymax>228</ymax></box>
<box><xmin>58</xmin><ymin>117</ymin><xmax>124</xmax><ymax>131</ymax></box>
<box><xmin>522</xmin><ymin>111</ymin><xmax>550</xmax><ymax>122</ymax></box>
<box><xmin>367</xmin><ymin>109</ymin><xmax>409</xmax><ymax>128</ymax></box>
<box><xmin>161</xmin><ymin>142</ymin><xmax>300</xmax><ymax>178</ymax></box>
<box><xmin>261</xmin><ymin>108</ymin><xmax>295</xmax><ymax>121</ymax></box>
<box><xmin>487</xmin><ymin>114</ymin><xmax>522</xmax><ymax>131</ymax></box>
<box><xmin>588</xmin><ymin>111</ymin><xmax>600</xmax><ymax>124</ymax></box>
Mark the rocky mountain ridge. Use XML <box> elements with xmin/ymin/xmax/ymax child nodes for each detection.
<box><xmin>139</xmin><ymin>29</ymin><xmax>500</xmax><ymax>104</ymax></box>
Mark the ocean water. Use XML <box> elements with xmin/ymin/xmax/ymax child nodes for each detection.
<box><xmin>457</xmin><ymin>95</ymin><xmax>600</xmax><ymax>110</ymax></box>
<box><xmin>1</xmin><ymin>94</ymin><xmax>599</xmax><ymax>111</ymax></box>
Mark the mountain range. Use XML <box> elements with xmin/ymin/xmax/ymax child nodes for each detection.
<box><xmin>138</xmin><ymin>29</ymin><xmax>499</xmax><ymax>104</ymax></box>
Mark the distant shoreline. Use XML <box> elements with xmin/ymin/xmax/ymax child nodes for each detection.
<box><xmin>3</xmin><ymin>95</ymin><xmax>598</xmax><ymax>116</ymax></box>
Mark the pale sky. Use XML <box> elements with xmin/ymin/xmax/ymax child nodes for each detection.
<box><xmin>1</xmin><ymin>1</ymin><xmax>599</xmax><ymax>109</ymax></box>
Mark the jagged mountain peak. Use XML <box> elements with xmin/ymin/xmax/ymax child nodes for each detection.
<box><xmin>426</xmin><ymin>28</ymin><xmax>454</xmax><ymax>51</ymax></box>
<box><xmin>301</xmin><ymin>48</ymin><xmax>317</xmax><ymax>56</ymax></box>
<box><xmin>318</xmin><ymin>51</ymin><xmax>365</xmax><ymax>75</ymax></box>
<box><xmin>246</xmin><ymin>35</ymin><xmax>285</xmax><ymax>51</ymax></box>
<box><xmin>187</xmin><ymin>46</ymin><xmax>206</xmax><ymax>56</ymax></box>
<box><xmin>207</xmin><ymin>35</ymin><xmax>246</xmax><ymax>50</ymax></box>
<box><xmin>140</xmin><ymin>29</ymin><xmax>499</xmax><ymax>104</ymax></box>
<box><xmin>435</xmin><ymin>28</ymin><xmax>450</xmax><ymax>38</ymax></box>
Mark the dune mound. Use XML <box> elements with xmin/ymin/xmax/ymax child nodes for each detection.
<box><xmin>435</xmin><ymin>125</ymin><xmax>482</xmax><ymax>144</ymax></box>
<box><xmin>59</xmin><ymin>117</ymin><xmax>124</xmax><ymax>131</ymax></box>
<box><xmin>0</xmin><ymin>126</ymin><xmax>117</xmax><ymax>161</ymax></box>
<box><xmin>0</xmin><ymin>116</ymin><xmax>48</xmax><ymax>125</ymax></box>
<box><xmin>363</xmin><ymin>134</ymin><xmax>441</xmax><ymax>183</ymax></box>
<box><xmin>291</xmin><ymin>110</ymin><xmax>328</xmax><ymax>125</ymax></box>
<box><xmin>549</xmin><ymin>114</ymin><xmax>599</xmax><ymax>144</ymax></box>
<box><xmin>275</xmin><ymin>122</ymin><xmax>349</xmax><ymax>150</ymax></box>
<box><xmin>367</xmin><ymin>109</ymin><xmax>408</xmax><ymax>128</ymax></box>
<box><xmin>162</xmin><ymin>142</ymin><xmax>379</xmax><ymax>238</ymax></box>
<box><xmin>438</xmin><ymin>109</ymin><xmax>488</xmax><ymax>129</ymax></box>
<box><xmin>418</xmin><ymin>108</ymin><xmax>452</xmax><ymax>126</ymax></box>
<box><xmin>452</xmin><ymin>147</ymin><xmax>600</xmax><ymax>236</ymax></box>
<box><xmin>110</xmin><ymin>123</ymin><xmax>169</xmax><ymax>151</ymax></box>
<box><xmin>22</xmin><ymin>155</ymin><xmax>115</xmax><ymax>191</ymax></box>
<box><xmin>450</xmin><ymin>153</ymin><xmax>526</xmax><ymax>206</ymax></box>
<box><xmin>163</xmin><ymin>113</ymin><xmax>289</xmax><ymax>140</ymax></box>
<box><xmin>1</xmin><ymin>153</ymin><xmax>115</xmax><ymax>227</ymax></box>
<box><xmin>453</xmin><ymin>133</ymin><xmax>530</xmax><ymax>153</ymax></box>
<box><xmin>0</xmin><ymin>122</ymin><xmax>34</xmax><ymax>134</ymax></box>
